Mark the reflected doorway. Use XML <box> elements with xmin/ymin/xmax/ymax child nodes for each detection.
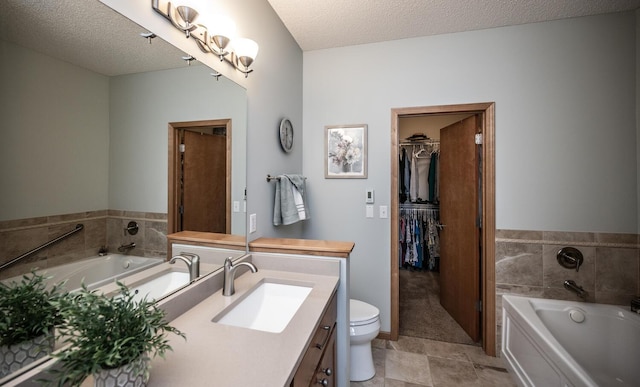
<box><xmin>168</xmin><ymin>119</ymin><xmax>232</xmax><ymax>234</ymax></box>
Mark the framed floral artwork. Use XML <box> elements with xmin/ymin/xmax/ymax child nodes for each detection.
<box><xmin>325</xmin><ymin>124</ymin><xmax>368</xmax><ymax>178</ymax></box>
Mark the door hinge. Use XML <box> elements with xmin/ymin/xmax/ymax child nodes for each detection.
<box><xmin>474</xmin><ymin>133</ymin><xmax>483</xmax><ymax>145</ymax></box>
<box><xmin>179</xmin><ymin>144</ymin><xmax>186</xmax><ymax>153</ymax></box>
<box><xmin>475</xmin><ymin>300</ymin><xmax>482</xmax><ymax>312</ymax></box>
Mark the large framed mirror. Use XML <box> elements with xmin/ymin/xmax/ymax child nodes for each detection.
<box><xmin>0</xmin><ymin>0</ymin><xmax>247</xmax><ymax>259</ymax></box>
<box><xmin>0</xmin><ymin>0</ymin><xmax>247</xmax><ymax>381</ymax></box>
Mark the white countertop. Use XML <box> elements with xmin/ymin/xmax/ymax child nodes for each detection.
<box><xmin>6</xmin><ymin>255</ymin><xmax>340</xmax><ymax>387</ymax></box>
<box><xmin>146</xmin><ymin>258</ymin><xmax>339</xmax><ymax>386</ymax></box>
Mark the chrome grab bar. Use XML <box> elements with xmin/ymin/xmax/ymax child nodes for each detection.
<box><xmin>0</xmin><ymin>224</ymin><xmax>84</xmax><ymax>271</ymax></box>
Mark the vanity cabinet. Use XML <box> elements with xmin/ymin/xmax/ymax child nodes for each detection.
<box><xmin>291</xmin><ymin>291</ymin><xmax>337</xmax><ymax>387</ymax></box>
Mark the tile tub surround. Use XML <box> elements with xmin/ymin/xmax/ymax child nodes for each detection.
<box><xmin>494</xmin><ymin>229</ymin><xmax>639</xmax><ymax>353</ymax></box>
<box><xmin>0</xmin><ymin>211</ymin><xmax>168</xmax><ymax>280</ymax></box>
<box><xmin>106</xmin><ymin>210</ymin><xmax>168</xmax><ymax>259</ymax></box>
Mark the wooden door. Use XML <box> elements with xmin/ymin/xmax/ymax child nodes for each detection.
<box><xmin>182</xmin><ymin>129</ymin><xmax>227</xmax><ymax>233</ymax></box>
<box><xmin>439</xmin><ymin>115</ymin><xmax>481</xmax><ymax>342</ymax></box>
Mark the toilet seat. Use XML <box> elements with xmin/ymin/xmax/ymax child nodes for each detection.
<box><xmin>350</xmin><ymin>299</ymin><xmax>380</xmax><ymax>327</ymax></box>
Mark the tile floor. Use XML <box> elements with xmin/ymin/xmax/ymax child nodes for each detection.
<box><xmin>350</xmin><ymin>336</ymin><xmax>517</xmax><ymax>387</ymax></box>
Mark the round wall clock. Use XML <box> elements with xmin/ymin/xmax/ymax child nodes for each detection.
<box><xmin>279</xmin><ymin>118</ymin><xmax>294</xmax><ymax>153</ymax></box>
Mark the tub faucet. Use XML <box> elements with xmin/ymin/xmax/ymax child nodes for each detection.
<box><xmin>631</xmin><ymin>297</ymin><xmax>640</xmax><ymax>313</ymax></box>
<box><xmin>118</xmin><ymin>242</ymin><xmax>136</xmax><ymax>253</ymax></box>
<box><xmin>223</xmin><ymin>257</ymin><xmax>258</xmax><ymax>296</ymax></box>
<box><xmin>170</xmin><ymin>253</ymin><xmax>200</xmax><ymax>282</ymax></box>
<box><xmin>564</xmin><ymin>280</ymin><xmax>588</xmax><ymax>299</ymax></box>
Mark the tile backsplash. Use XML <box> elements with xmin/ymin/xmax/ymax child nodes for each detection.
<box><xmin>0</xmin><ymin>210</ymin><xmax>167</xmax><ymax>280</ymax></box>
<box><xmin>494</xmin><ymin>229</ymin><xmax>639</xmax><ymax>353</ymax></box>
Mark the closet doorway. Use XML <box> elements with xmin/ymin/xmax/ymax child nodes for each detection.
<box><xmin>390</xmin><ymin>103</ymin><xmax>496</xmax><ymax>356</ymax></box>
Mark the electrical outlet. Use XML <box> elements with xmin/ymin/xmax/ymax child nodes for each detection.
<box><xmin>379</xmin><ymin>205</ymin><xmax>388</xmax><ymax>218</ymax></box>
<box><xmin>233</xmin><ymin>201</ymin><xmax>240</xmax><ymax>212</ymax></box>
<box><xmin>249</xmin><ymin>213</ymin><xmax>257</xmax><ymax>233</ymax></box>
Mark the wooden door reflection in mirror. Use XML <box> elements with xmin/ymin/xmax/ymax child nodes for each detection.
<box><xmin>168</xmin><ymin>120</ymin><xmax>232</xmax><ymax>234</ymax></box>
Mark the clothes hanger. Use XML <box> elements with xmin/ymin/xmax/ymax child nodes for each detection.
<box><xmin>414</xmin><ymin>145</ymin><xmax>429</xmax><ymax>158</ymax></box>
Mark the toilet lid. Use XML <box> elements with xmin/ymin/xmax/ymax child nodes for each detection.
<box><xmin>350</xmin><ymin>299</ymin><xmax>379</xmax><ymax>326</ymax></box>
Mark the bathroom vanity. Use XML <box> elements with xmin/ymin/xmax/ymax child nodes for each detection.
<box><xmin>146</xmin><ymin>254</ymin><xmax>341</xmax><ymax>386</ymax></box>
<box><xmin>5</xmin><ymin>238</ymin><xmax>353</xmax><ymax>387</ymax></box>
<box><xmin>159</xmin><ymin>236</ymin><xmax>352</xmax><ymax>386</ymax></box>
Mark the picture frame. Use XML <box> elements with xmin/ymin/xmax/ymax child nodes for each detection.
<box><xmin>325</xmin><ymin>124</ymin><xmax>368</xmax><ymax>179</ymax></box>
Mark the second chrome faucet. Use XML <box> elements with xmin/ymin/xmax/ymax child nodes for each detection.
<box><xmin>223</xmin><ymin>257</ymin><xmax>258</xmax><ymax>296</ymax></box>
<box><xmin>170</xmin><ymin>253</ymin><xmax>200</xmax><ymax>282</ymax></box>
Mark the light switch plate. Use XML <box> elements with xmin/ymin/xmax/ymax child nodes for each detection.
<box><xmin>249</xmin><ymin>213</ymin><xmax>257</xmax><ymax>233</ymax></box>
<box><xmin>379</xmin><ymin>205</ymin><xmax>388</xmax><ymax>218</ymax></box>
<box><xmin>233</xmin><ymin>201</ymin><xmax>240</xmax><ymax>212</ymax></box>
<box><xmin>366</xmin><ymin>205</ymin><xmax>374</xmax><ymax>218</ymax></box>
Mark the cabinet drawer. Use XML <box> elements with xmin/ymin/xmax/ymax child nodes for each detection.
<box><xmin>314</xmin><ymin>327</ymin><xmax>336</xmax><ymax>386</ymax></box>
<box><xmin>291</xmin><ymin>291</ymin><xmax>337</xmax><ymax>387</ymax></box>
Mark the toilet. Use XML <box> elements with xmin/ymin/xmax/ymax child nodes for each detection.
<box><xmin>349</xmin><ymin>299</ymin><xmax>381</xmax><ymax>381</ymax></box>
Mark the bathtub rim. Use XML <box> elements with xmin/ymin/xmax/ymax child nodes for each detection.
<box><xmin>501</xmin><ymin>295</ymin><xmax>600</xmax><ymax>387</ymax></box>
<box><xmin>1</xmin><ymin>254</ymin><xmax>164</xmax><ymax>292</ymax></box>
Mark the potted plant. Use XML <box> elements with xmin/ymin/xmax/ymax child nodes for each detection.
<box><xmin>49</xmin><ymin>282</ymin><xmax>185</xmax><ymax>387</ymax></box>
<box><xmin>0</xmin><ymin>271</ymin><xmax>65</xmax><ymax>378</ymax></box>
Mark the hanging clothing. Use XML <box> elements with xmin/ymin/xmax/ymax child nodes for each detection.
<box><xmin>400</xmin><ymin>142</ymin><xmax>439</xmax><ymax>204</ymax></box>
<box><xmin>409</xmin><ymin>154</ymin><xmax>418</xmax><ymax>202</ymax></box>
<box><xmin>428</xmin><ymin>151</ymin><xmax>438</xmax><ymax>203</ymax></box>
<box><xmin>416</xmin><ymin>156</ymin><xmax>430</xmax><ymax>202</ymax></box>
<box><xmin>398</xmin><ymin>204</ymin><xmax>440</xmax><ymax>271</ymax></box>
<box><xmin>399</xmin><ymin>148</ymin><xmax>408</xmax><ymax>203</ymax></box>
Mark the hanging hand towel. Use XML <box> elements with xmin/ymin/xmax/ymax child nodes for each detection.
<box><xmin>273</xmin><ymin>174</ymin><xmax>310</xmax><ymax>226</ymax></box>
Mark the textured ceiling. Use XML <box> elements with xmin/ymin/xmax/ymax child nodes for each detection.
<box><xmin>3</xmin><ymin>1</ymin><xmax>639</xmax><ymax>75</ymax></box>
<box><xmin>267</xmin><ymin>0</ymin><xmax>640</xmax><ymax>51</ymax></box>
<box><xmin>0</xmin><ymin>0</ymin><xmax>194</xmax><ymax>76</ymax></box>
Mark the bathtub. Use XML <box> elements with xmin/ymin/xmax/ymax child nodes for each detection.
<box><xmin>4</xmin><ymin>254</ymin><xmax>163</xmax><ymax>292</ymax></box>
<box><xmin>501</xmin><ymin>295</ymin><xmax>640</xmax><ymax>387</ymax></box>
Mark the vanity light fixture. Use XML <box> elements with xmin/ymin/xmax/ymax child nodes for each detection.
<box><xmin>152</xmin><ymin>0</ymin><xmax>259</xmax><ymax>78</ymax></box>
<box><xmin>232</xmin><ymin>38</ymin><xmax>259</xmax><ymax>77</ymax></box>
<box><xmin>173</xmin><ymin>5</ymin><xmax>199</xmax><ymax>38</ymax></box>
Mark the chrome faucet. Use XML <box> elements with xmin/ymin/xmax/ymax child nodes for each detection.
<box><xmin>223</xmin><ymin>257</ymin><xmax>258</xmax><ymax>296</ymax></box>
<box><xmin>564</xmin><ymin>280</ymin><xmax>588</xmax><ymax>299</ymax></box>
<box><xmin>631</xmin><ymin>297</ymin><xmax>640</xmax><ymax>313</ymax></box>
<box><xmin>170</xmin><ymin>253</ymin><xmax>200</xmax><ymax>282</ymax></box>
<box><xmin>118</xmin><ymin>242</ymin><xmax>136</xmax><ymax>253</ymax></box>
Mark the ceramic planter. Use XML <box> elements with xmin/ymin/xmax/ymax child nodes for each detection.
<box><xmin>93</xmin><ymin>354</ymin><xmax>150</xmax><ymax>387</ymax></box>
<box><xmin>0</xmin><ymin>331</ymin><xmax>55</xmax><ymax>378</ymax></box>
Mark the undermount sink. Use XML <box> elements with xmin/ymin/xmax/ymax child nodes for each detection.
<box><xmin>129</xmin><ymin>271</ymin><xmax>190</xmax><ymax>301</ymax></box>
<box><xmin>213</xmin><ymin>281</ymin><xmax>312</xmax><ymax>333</ymax></box>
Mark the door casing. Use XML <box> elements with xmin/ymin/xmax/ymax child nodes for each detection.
<box><xmin>389</xmin><ymin>102</ymin><xmax>496</xmax><ymax>356</ymax></box>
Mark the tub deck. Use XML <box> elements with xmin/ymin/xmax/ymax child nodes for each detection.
<box><xmin>502</xmin><ymin>295</ymin><xmax>640</xmax><ymax>387</ymax></box>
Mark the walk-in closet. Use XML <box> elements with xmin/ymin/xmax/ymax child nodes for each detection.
<box><xmin>397</xmin><ymin>114</ymin><xmax>480</xmax><ymax>346</ymax></box>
